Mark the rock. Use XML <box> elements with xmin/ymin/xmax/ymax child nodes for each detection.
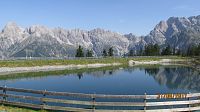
<box><xmin>0</xmin><ymin>15</ymin><xmax>200</xmax><ymax>58</ymax></box>
<box><xmin>128</xmin><ymin>60</ymin><xmax>135</xmax><ymax>66</ymax></box>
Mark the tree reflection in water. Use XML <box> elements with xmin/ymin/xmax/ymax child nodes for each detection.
<box><xmin>77</xmin><ymin>73</ymin><xmax>83</xmax><ymax>80</ymax></box>
<box><xmin>76</xmin><ymin>70</ymin><xmax>115</xmax><ymax>79</ymax></box>
<box><xmin>75</xmin><ymin>66</ymin><xmax>200</xmax><ymax>92</ymax></box>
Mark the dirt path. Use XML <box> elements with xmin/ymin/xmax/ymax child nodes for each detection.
<box><xmin>0</xmin><ymin>63</ymin><xmax>121</xmax><ymax>75</ymax></box>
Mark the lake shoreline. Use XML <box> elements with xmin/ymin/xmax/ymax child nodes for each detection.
<box><xmin>0</xmin><ymin>56</ymin><xmax>194</xmax><ymax>75</ymax></box>
<box><xmin>0</xmin><ymin>63</ymin><xmax>121</xmax><ymax>75</ymax></box>
<box><xmin>128</xmin><ymin>59</ymin><xmax>190</xmax><ymax>66</ymax></box>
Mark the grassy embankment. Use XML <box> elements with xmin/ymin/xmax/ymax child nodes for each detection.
<box><xmin>194</xmin><ymin>56</ymin><xmax>200</xmax><ymax>64</ymax></box>
<box><xmin>0</xmin><ymin>56</ymin><xmax>187</xmax><ymax>67</ymax></box>
<box><xmin>0</xmin><ymin>105</ymin><xmax>49</xmax><ymax>112</ymax></box>
<box><xmin>0</xmin><ymin>65</ymin><xmax>123</xmax><ymax>80</ymax></box>
<box><xmin>0</xmin><ymin>56</ymin><xmax>189</xmax><ymax>80</ymax></box>
<box><xmin>193</xmin><ymin>56</ymin><xmax>200</xmax><ymax>71</ymax></box>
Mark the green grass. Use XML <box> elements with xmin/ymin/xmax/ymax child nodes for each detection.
<box><xmin>0</xmin><ymin>58</ymin><xmax>123</xmax><ymax>67</ymax></box>
<box><xmin>0</xmin><ymin>105</ymin><xmax>49</xmax><ymax>112</ymax></box>
<box><xmin>0</xmin><ymin>56</ymin><xmax>187</xmax><ymax>67</ymax></box>
<box><xmin>194</xmin><ymin>56</ymin><xmax>200</xmax><ymax>64</ymax></box>
<box><xmin>0</xmin><ymin>65</ymin><xmax>125</xmax><ymax>81</ymax></box>
<box><xmin>0</xmin><ymin>56</ymin><xmax>190</xmax><ymax>81</ymax></box>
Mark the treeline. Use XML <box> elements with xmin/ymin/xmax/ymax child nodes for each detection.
<box><xmin>186</xmin><ymin>45</ymin><xmax>200</xmax><ymax>56</ymax></box>
<box><xmin>75</xmin><ymin>45</ymin><xmax>94</xmax><ymax>57</ymax></box>
<box><xmin>76</xmin><ymin>44</ymin><xmax>200</xmax><ymax>57</ymax></box>
<box><xmin>75</xmin><ymin>45</ymin><xmax>114</xmax><ymax>57</ymax></box>
<box><xmin>128</xmin><ymin>44</ymin><xmax>172</xmax><ymax>56</ymax></box>
<box><xmin>128</xmin><ymin>44</ymin><xmax>200</xmax><ymax>56</ymax></box>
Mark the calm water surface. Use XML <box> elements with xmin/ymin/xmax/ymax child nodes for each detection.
<box><xmin>0</xmin><ymin>66</ymin><xmax>199</xmax><ymax>95</ymax></box>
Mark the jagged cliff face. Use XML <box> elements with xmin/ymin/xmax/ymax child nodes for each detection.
<box><xmin>0</xmin><ymin>23</ymin><xmax>26</xmax><ymax>56</ymax></box>
<box><xmin>89</xmin><ymin>29</ymin><xmax>129</xmax><ymax>56</ymax></box>
<box><xmin>124</xmin><ymin>33</ymin><xmax>146</xmax><ymax>54</ymax></box>
<box><xmin>123</xmin><ymin>15</ymin><xmax>200</xmax><ymax>54</ymax></box>
<box><xmin>146</xmin><ymin>15</ymin><xmax>200</xmax><ymax>49</ymax></box>
<box><xmin>0</xmin><ymin>23</ymin><xmax>130</xmax><ymax>57</ymax></box>
<box><xmin>0</xmin><ymin>15</ymin><xmax>200</xmax><ymax>58</ymax></box>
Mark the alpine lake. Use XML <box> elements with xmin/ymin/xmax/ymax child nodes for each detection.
<box><xmin>0</xmin><ymin>65</ymin><xmax>199</xmax><ymax>95</ymax></box>
<box><xmin>1</xmin><ymin>64</ymin><xmax>200</xmax><ymax>111</ymax></box>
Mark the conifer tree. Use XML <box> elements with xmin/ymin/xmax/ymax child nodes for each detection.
<box><xmin>161</xmin><ymin>45</ymin><xmax>172</xmax><ymax>55</ymax></box>
<box><xmin>75</xmin><ymin>45</ymin><xmax>84</xmax><ymax>57</ymax></box>
<box><xmin>108</xmin><ymin>47</ymin><xmax>114</xmax><ymax>56</ymax></box>
<box><xmin>102</xmin><ymin>49</ymin><xmax>107</xmax><ymax>57</ymax></box>
<box><xmin>129</xmin><ymin>49</ymin><xmax>134</xmax><ymax>56</ymax></box>
<box><xmin>86</xmin><ymin>49</ymin><xmax>93</xmax><ymax>57</ymax></box>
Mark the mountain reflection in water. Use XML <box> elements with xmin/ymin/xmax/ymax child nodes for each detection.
<box><xmin>143</xmin><ymin>67</ymin><xmax>200</xmax><ymax>91</ymax></box>
<box><xmin>75</xmin><ymin>66</ymin><xmax>200</xmax><ymax>92</ymax></box>
<box><xmin>0</xmin><ymin>66</ymin><xmax>199</xmax><ymax>94</ymax></box>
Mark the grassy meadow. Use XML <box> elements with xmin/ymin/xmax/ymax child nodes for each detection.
<box><xmin>0</xmin><ymin>56</ymin><xmax>187</xmax><ymax>67</ymax></box>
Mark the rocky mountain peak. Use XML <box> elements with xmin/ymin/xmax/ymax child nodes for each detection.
<box><xmin>27</xmin><ymin>25</ymin><xmax>52</xmax><ymax>35</ymax></box>
<box><xmin>189</xmin><ymin>15</ymin><xmax>200</xmax><ymax>26</ymax></box>
<box><xmin>2</xmin><ymin>22</ymin><xmax>23</xmax><ymax>34</ymax></box>
<box><xmin>0</xmin><ymin>22</ymin><xmax>26</xmax><ymax>49</ymax></box>
<box><xmin>154</xmin><ymin>21</ymin><xmax>168</xmax><ymax>33</ymax></box>
<box><xmin>0</xmin><ymin>15</ymin><xmax>200</xmax><ymax>58</ymax></box>
<box><xmin>166</xmin><ymin>17</ymin><xmax>191</xmax><ymax>33</ymax></box>
<box><xmin>4</xmin><ymin>22</ymin><xmax>18</xmax><ymax>28</ymax></box>
<box><xmin>124</xmin><ymin>33</ymin><xmax>138</xmax><ymax>41</ymax></box>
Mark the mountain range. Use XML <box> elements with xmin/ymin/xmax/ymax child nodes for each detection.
<box><xmin>0</xmin><ymin>15</ymin><xmax>200</xmax><ymax>58</ymax></box>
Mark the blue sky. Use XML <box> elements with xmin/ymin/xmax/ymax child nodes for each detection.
<box><xmin>0</xmin><ymin>0</ymin><xmax>200</xmax><ymax>35</ymax></box>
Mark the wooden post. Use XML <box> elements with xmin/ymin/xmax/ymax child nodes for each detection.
<box><xmin>92</xmin><ymin>94</ymin><xmax>96</xmax><ymax>111</ymax></box>
<box><xmin>144</xmin><ymin>93</ymin><xmax>147</xmax><ymax>111</ymax></box>
<box><xmin>3</xmin><ymin>85</ymin><xmax>6</xmax><ymax>101</ymax></box>
<box><xmin>188</xmin><ymin>92</ymin><xmax>191</xmax><ymax>112</ymax></box>
<box><xmin>41</xmin><ymin>89</ymin><xmax>46</xmax><ymax>110</ymax></box>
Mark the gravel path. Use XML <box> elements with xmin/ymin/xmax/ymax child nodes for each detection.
<box><xmin>128</xmin><ymin>59</ymin><xmax>187</xmax><ymax>66</ymax></box>
<box><xmin>0</xmin><ymin>63</ymin><xmax>121</xmax><ymax>75</ymax></box>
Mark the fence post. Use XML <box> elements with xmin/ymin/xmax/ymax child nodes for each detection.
<box><xmin>42</xmin><ymin>89</ymin><xmax>46</xmax><ymax>110</ymax></box>
<box><xmin>3</xmin><ymin>85</ymin><xmax>6</xmax><ymax>101</ymax></box>
<box><xmin>188</xmin><ymin>92</ymin><xmax>191</xmax><ymax>112</ymax></box>
<box><xmin>144</xmin><ymin>93</ymin><xmax>147</xmax><ymax>111</ymax></box>
<box><xmin>92</xmin><ymin>94</ymin><xmax>96</xmax><ymax>111</ymax></box>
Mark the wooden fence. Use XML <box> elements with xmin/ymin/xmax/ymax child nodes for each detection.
<box><xmin>0</xmin><ymin>86</ymin><xmax>200</xmax><ymax>112</ymax></box>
